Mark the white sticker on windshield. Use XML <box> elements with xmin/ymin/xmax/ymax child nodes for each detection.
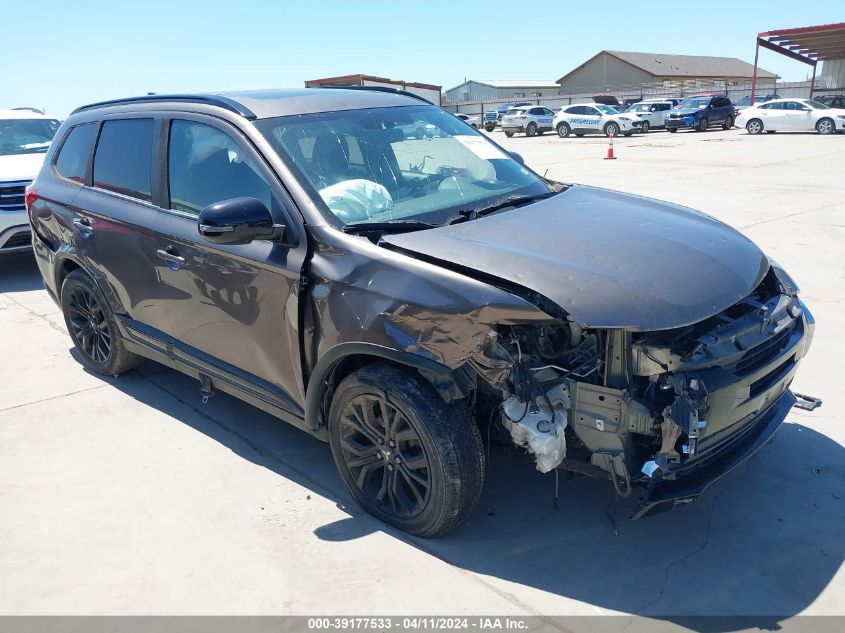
<box><xmin>454</xmin><ymin>135</ymin><xmax>508</xmax><ymax>160</ymax></box>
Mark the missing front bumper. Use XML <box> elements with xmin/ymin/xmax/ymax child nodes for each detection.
<box><xmin>631</xmin><ymin>389</ymin><xmax>796</xmax><ymax>520</ymax></box>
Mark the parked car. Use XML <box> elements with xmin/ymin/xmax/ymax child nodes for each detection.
<box><xmin>665</xmin><ymin>95</ymin><xmax>735</xmax><ymax>132</ymax></box>
<box><xmin>1</xmin><ymin>109</ymin><xmax>61</xmax><ymax>255</ymax></box>
<box><xmin>736</xmin><ymin>98</ymin><xmax>845</xmax><ymax>135</ymax></box>
<box><xmin>591</xmin><ymin>95</ymin><xmax>623</xmax><ymax>107</ymax></box>
<box><xmin>554</xmin><ymin>103</ymin><xmax>643</xmax><ymax>137</ymax></box>
<box><xmin>624</xmin><ymin>101</ymin><xmax>674</xmax><ymax>132</ymax></box>
<box><xmin>734</xmin><ymin>94</ymin><xmax>777</xmax><ymax>113</ymax></box>
<box><xmin>455</xmin><ymin>113</ymin><xmax>480</xmax><ymax>128</ymax></box>
<box><xmin>28</xmin><ymin>88</ymin><xmax>814</xmax><ymax>537</ymax></box>
<box><xmin>622</xmin><ymin>97</ymin><xmax>642</xmax><ymax>109</ymax></box>
<box><xmin>500</xmin><ymin>106</ymin><xmax>556</xmax><ymax>137</ymax></box>
<box><xmin>483</xmin><ymin>101</ymin><xmax>533</xmax><ymax>131</ymax></box>
<box><xmin>816</xmin><ymin>94</ymin><xmax>845</xmax><ymax>109</ymax></box>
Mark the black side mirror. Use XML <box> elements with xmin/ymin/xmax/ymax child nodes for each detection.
<box><xmin>198</xmin><ymin>197</ymin><xmax>284</xmax><ymax>245</ymax></box>
<box><xmin>509</xmin><ymin>151</ymin><xmax>525</xmax><ymax>164</ymax></box>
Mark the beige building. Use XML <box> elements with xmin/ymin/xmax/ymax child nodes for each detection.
<box><xmin>557</xmin><ymin>51</ymin><xmax>778</xmax><ymax>93</ymax></box>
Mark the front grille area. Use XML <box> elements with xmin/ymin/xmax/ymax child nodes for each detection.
<box><xmin>0</xmin><ymin>180</ymin><xmax>31</xmax><ymax>212</ymax></box>
<box><xmin>1</xmin><ymin>230</ymin><xmax>32</xmax><ymax>250</ymax></box>
<box><xmin>735</xmin><ymin>321</ymin><xmax>797</xmax><ymax>375</ymax></box>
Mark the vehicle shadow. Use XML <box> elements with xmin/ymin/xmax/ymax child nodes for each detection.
<box><xmin>0</xmin><ymin>251</ymin><xmax>42</xmax><ymax>293</ymax></box>
<box><xmin>94</xmin><ymin>358</ymin><xmax>844</xmax><ymax>627</ymax></box>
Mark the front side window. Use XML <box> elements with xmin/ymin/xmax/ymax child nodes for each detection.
<box><xmin>54</xmin><ymin>123</ymin><xmax>98</xmax><ymax>183</ymax></box>
<box><xmin>256</xmin><ymin>104</ymin><xmax>550</xmax><ymax>226</ymax></box>
<box><xmin>168</xmin><ymin>120</ymin><xmax>272</xmax><ymax>215</ymax></box>
<box><xmin>0</xmin><ymin>118</ymin><xmax>61</xmax><ymax>156</ymax></box>
<box><xmin>93</xmin><ymin>119</ymin><xmax>154</xmax><ymax>201</ymax></box>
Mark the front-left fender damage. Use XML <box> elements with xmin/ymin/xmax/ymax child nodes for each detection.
<box><xmin>301</xmin><ymin>226</ymin><xmax>554</xmax><ymax>428</ymax></box>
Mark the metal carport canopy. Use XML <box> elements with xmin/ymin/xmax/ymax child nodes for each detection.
<box><xmin>752</xmin><ymin>22</ymin><xmax>845</xmax><ymax>100</ymax></box>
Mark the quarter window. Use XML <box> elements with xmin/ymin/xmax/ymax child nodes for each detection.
<box><xmin>168</xmin><ymin>120</ymin><xmax>272</xmax><ymax>215</ymax></box>
<box><xmin>55</xmin><ymin>123</ymin><xmax>98</xmax><ymax>183</ymax></box>
<box><xmin>92</xmin><ymin>119</ymin><xmax>154</xmax><ymax>201</ymax></box>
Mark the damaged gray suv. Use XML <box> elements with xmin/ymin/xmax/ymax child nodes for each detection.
<box><xmin>28</xmin><ymin>89</ymin><xmax>814</xmax><ymax>536</ymax></box>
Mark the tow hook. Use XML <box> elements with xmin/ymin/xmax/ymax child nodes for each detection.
<box><xmin>793</xmin><ymin>393</ymin><xmax>822</xmax><ymax>411</ymax></box>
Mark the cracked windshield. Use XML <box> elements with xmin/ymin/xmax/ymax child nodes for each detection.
<box><xmin>257</xmin><ymin>104</ymin><xmax>550</xmax><ymax>226</ymax></box>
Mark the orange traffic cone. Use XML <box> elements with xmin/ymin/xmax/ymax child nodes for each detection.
<box><xmin>604</xmin><ymin>134</ymin><xmax>617</xmax><ymax>160</ymax></box>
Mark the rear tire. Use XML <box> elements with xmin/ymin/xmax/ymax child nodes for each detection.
<box><xmin>328</xmin><ymin>363</ymin><xmax>485</xmax><ymax>538</ymax></box>
<box><xmin>61</xmin><ymin>269</ymin><xmax>142</xmax><ymax>376</ymax></box>
<box><xmin>723</xmin><ymin>116</ymin><xmax>734</xmax><ymax>130</ymax></box>
<box><xmin>746</xmin><ymin>119</ymin><xmax>764</xmax><ymax>134</ymax></box>
<box><xmin>504</xmin><ymin>131</ymin><xmax>514</xmax><ymax>137</ymax></box>
<box><xmin>816</xmin><ymin>118</ymin><xmax>835</xmax><ymax>135</ymax></box>
<box><xmin>526</xmin><ymin>123</ymin><xmax>537</xmax><ymax>137</ymax></box>
<box><xmin>557</xmin><ymin>122</ymin><xmax>571</xmax><ymax>138</ymax></box>
<box><xmin>484</xmin><ymin>124</ymin><xmax>495</xmax><ymax>132</ymax></box>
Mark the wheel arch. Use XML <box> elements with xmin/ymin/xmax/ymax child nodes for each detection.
<box><xmin>304</xmin><ymin>343</ymin><xmax>466</xmax><ymax>432</ymax></box>
<box><xmin>55</xmin><ymin>254</ymin><xmax>84</xmax><ymax>295</ymax></box>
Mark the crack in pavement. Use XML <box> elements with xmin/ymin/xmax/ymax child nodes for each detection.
<box><xmin>1</xmin><ymin>292</ymin><xmax>68</xmax><ymax>336</ymax></box>
<box><xmin>0</xmin><ymin>383</ymin><xmax>114</xmax><ymax>413</ymax></box>
<box><xmin>633</xmin><ymin>492</ymin><xmax>722</xmax><ymax>615</ymax></box>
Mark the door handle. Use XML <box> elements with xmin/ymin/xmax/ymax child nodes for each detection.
<box><xmin>156</xmin><ymin>247</ymin><xmax>186</xmax><ymax>269</ymax></box>
<box><xmin>72</xmin><ymin>217</ymin><xmax>94</xmax><ymax>235</ymax></box>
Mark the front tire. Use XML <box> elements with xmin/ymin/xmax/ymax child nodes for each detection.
<box><xmin>556</xmin><ymin>122</ymin><xmax>571</xmax><ymax>138</ymax></box>
<box><xmin>604</xmin><ymin>122</ymin><xmax>620</xmax><ymax>137</ymax></box>
<box><xmin>696</xmin><ymin>118</ymin><xmax>709</xmax><ymax>132</ymax></box>
<box><xmin>328</xmin><ymin>364</ymin><xmax>485</xmax><ymax>537</ymax></box>
<box><xmin>61</xmin><ymin>269</ymin><xmax>142</xmax><ymax>376</ymax></box>
<box><xmin>817</xmin><ymin>118</ymin><xmax>835</xmax><ymax>135</ymax></box>
<box><xmin>667</xmin><ymin>127</ymin><xmax>677</xmax><ymax>133</ymax></box>
<box><xmin>746</xmin><ymin>119</ymin><xmax>764</xmax><ymax>134</ymax></box>
<box><xmin>641</xmin><ymin>121</ymin><xmax>650</xmax><ymax>133</ymax></box>
<box><xmin>504</xmin><ymin>131</ymin><xmax>514</xmax><ymax>137</ymax></box>
<box><xmin>484</xmin><ymin>124</ymin><xmax>495</xmax><ymax>132</ymax></box>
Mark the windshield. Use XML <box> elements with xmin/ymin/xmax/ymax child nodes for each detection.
<box><xmin>679</xmin><ymin>97</ymin><xmax>710</xmax><ymax>110</ymax></box>
<box><xmin>256</xmin><ymin>105</ymin><xmax>551</xmax><ymax>227</ymax></box>
<box><xmin>804</xmin><ymin>99</ymin><xmax>830</xmax><ymax>110</ymax></box>
<box><xmin>0</xmin><ymin>118</ymin><xmax>61</xmax><ymax>156</ymax></box>
<box><xmin>596</xmin><ymin>105</ymin><xmax>620</xmax><ymax>114</ymax></box>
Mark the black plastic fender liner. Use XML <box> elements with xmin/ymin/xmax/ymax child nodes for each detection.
<box><xmin>304</xmin><ymin>342</ymin><xmax>454</xmax><ymax>432</ymax></box>
<box><xmin>631</xmin><ymin>389</ymin><xmax>796</xmax><ymax>520</ymax></box>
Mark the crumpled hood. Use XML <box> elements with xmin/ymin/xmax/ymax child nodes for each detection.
<box><xmin>383</xmin><ymin>185</ymin><xmax>769</xmax><ymax>331</ymax></box>
<box><xmin>0</xmin><ymin>153</ymin><xmax>46</xmax><ymax>182</ymax></box>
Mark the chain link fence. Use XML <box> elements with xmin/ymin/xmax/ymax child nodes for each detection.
<box><xmin>442</xmin><ymin>80</ymin><xmax>816</xmax><ymax>118</ymax></box>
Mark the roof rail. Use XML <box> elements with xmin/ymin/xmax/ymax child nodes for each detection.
<box><xmin>70</xmin><ymin>94</ymin><xmax>257</xmax><ymax>119</ymax></box>
<box><xmin>313</xmin><ymin>85</ymin><xmax>435</xmax><ymax>105</ymax></box>
<box><xmin>12</xmin><ymin>107</ymin><xmax>46</xmax><ymax>115</ymax></box>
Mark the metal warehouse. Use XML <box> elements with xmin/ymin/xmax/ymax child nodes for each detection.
<box><xmin>444</xmin><ymin>80</ymin><xmax>560</xmax><ymax>103</ymax></box>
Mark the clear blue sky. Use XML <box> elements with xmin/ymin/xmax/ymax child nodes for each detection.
<box><xmin>2</xmin><ymin>0</ymin><xmax>840</xmax><ymax>117</ymax></box>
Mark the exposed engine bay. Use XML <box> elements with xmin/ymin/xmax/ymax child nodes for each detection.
<box><xmin>468</xmin><ymin>265</ymin><xmax>814</xmax><ymax>512</ymax></box>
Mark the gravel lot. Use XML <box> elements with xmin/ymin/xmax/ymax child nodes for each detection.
<box><xmin>1</xmin><ymin>126</ymin><xmax>843</xmax><ymax>620</ymax></box>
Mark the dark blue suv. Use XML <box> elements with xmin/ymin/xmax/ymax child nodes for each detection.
<box><xmin>666</xmin><ymin>95</ymin><xmax>734</xmax><ymax>132</ymax></box>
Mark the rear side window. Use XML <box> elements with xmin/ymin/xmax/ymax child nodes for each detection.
<box><xmin>168</xmin><ymin>120</ymin><xmax>272</xmax><ymax>215</ymax></box>
<box><xmin>93</xmin><ymin>119</ymin><xmax>154</xmax><ymax>201</ymax></box>
<box><xmin>55</xmin><ymin>123</ymin><xmax>98</xmax><ymax>183</ymax></box>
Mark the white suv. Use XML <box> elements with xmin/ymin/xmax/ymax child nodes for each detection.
<box><xmin>623</xmin><ymin>101</ymin><xmax>674</xmax><ymax>132</ymax></box>
<box><xmin>1</xmin><ymin>109</ymin><xmax>61</xmax><ymax>254</ymax></box>
<box><xmin>500</xmin><ymin>106</ymin><xmax>556</xmax><ymax>137</ymax></box>
<box><xmin>553</xmin><ymin>103</ymin><xmax>642</xmax><ymax>138</ymax></box>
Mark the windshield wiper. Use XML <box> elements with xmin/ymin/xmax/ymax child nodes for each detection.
<box><xmin>342</xmin><ymin>220</ymin><xmax>438</xmax><ymax>235</ymax></box>
<box><xmin>447</xmin><ymin>191</ymin><xmax>558</xmax><ymax>225</ymax></box>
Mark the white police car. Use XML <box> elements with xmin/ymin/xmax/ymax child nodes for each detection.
<box><xmin>553</xmin><ymin>103</ymin><xmax>643</xmax><ymax>138</ymax></box>
<box><xmin>500</xmin><ymin>106</ymin><xmax>556</xmax><ymax>137</ymax></box>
